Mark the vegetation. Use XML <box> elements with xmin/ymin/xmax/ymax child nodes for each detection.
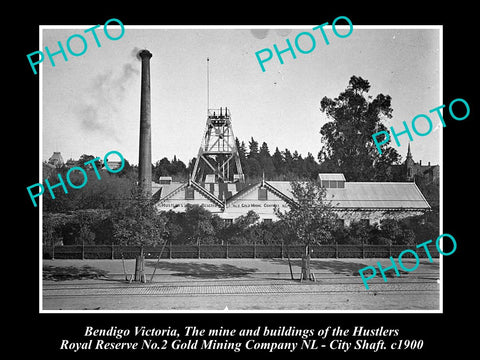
<box><xmin>274</xmin><ymin>181</ymin><xmax>338</xmax><ymax>253</ymax></box>
<box><xmin>274</xmin><ymin>180</ymin><xmax>339</xmax><ymax>279</ymax></box>
<box><xmin>42</xmin><ymin>75</ymin><xmax>439</xmax><ymax>252</ymax></box>
<box><xmin>319</xmin><ymin>75</ymin><xmax>401</xmax><ymax>181</ymax></box>
<box><xmin>43</xmin><ymin>206</ymin><xmax>437</xmax><ymax>249</ymax></box>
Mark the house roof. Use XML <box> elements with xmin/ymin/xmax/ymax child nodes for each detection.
<box><xmin>153</xmin><ymin>178</ymin><xmax>431</xmax><ymax>211</ymax></box>
<box><xmin>265</xmin><ymin>181</ymin><xmax>430</xmax><ymax>210</ymax></box>
<box><xmin>153</xmin><ymin>180</ymin><xmax>225</xmax><ymax>208</ymax></box>
<box><xmin>328</xmin><ymin>182</ymin><xmax>430</xmax><ymax>209</ymax></box>
<box><xmin>152</xmin><ymin>182</ymin><xmax>185</xmax><ymax>201</ymax></box>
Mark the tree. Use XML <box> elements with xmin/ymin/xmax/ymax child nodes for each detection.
<box><xmin>259</xmin><ymin>141</ymin><xmax>270</xmax><ymax>157</ymax></box>
<box><xmin>248</xmin><ymin>137</ymin><xmax>259</xmax><ymax>159</ymax></box>
<box><xmin>272</xmin><ymin>147</ymin><xmax>284</xmax><ymax>177</ymax></box>
<box><xmin>222</xmin><ymin>210</ymin><xmax>260</xmax><ymax>244</ymax></box>
<box><xmin>115</xmin><ymin>158</ymin><xmax>134</xmax><ymax>178</ymax></box>
<box><xmin>319</xmin><ymin>75</ymin><xmax>401</xmax><ymax>181</ymax></box>
<box><xmin>170</xmin><ymin>156</ymin><xmax>187</xmax><ymax>177</ymax></box>
<box><xmin>236</xmin><ymin>139</ymin><xmax>249</xmax><ymax>177</ymax></box>
<box><xmin>43</xmin><ymin>170</ymin><xmax>136</xmax><ymax>212</ymax></box>
<box><xmin>274</xmin><ymin>181</ymin><xmax>338</xmax><ymax>280</ymax></box>
<box><xmin>253</xmin><ymin>221</ymin><xmax>280</xmax><ymax>245</ymax></box>
<box><xmin>236</xmin><ymin>138</ymin><xmax>247</xmax><ymax>162</ymax></box>
<box><xmin>282</xmin><ymin>149</ymin><xmax>294</xmax><ymax>175</ymax></box>
<box><xmin>235</xmin><ymin>210</ymin><xmax>260</xmax><ymax>229</ymax></box>
<box><xmin>377</xmin><ymin>218</ymin><xmax>415</xmax><ymax>246</ymax></box>
<box><xmin>183</xmin><ymin>204</ymin><xmax>218</xmax><ymax>244</ymax></box>
<box><xmin>43</xmin><ymin>213</ymin><xmax>69</xmax><ymax>249</ymax></box>
<box><xmin>304</xmin><ymin>152</ymin><xmax>320</xmax><ymax>180</ymax></box>
<box><xmin>246</xmin><ymin>157</ymin><xmax>262</xmax><ymax>179</ymax></box>
<box><xmin>112</xmin><ymin>193</ymin><xmax>168</xmax><ymax>282</ymax></box>
<box><xmin>78</xmin><ymin>154</ymin><xmax>96</xmax><ymax>167</ymax></box>
<box><xmin>113</xmin><ymin>196</ymin><xmax>167</xmax><ymax>247</ymax></box>
<box><xmin>292</xmin><ymin>150</ymin><xmax>306</xmax><ymax>178</ymax></box>
<box><xmin>76</xmin><ymin>210</ymin><xmax>97</xmax><ymax>246</ymax></box>
<box><xmin>348</xmin><ymin>220</ymin><xmax>379</xmax><ymax>245</ymax></box>
<box><xmin>259</xmin><ymin>142</ymin><xmax>275</xmax><ymax>178</ymax></box>
<box><xmin>162</xmin><ymin>211</ymin><xmax>186</xmax><ymax>244</ymax></box>
<box><xmin>154</xmin><ymin>157</ymin><xmax>172</xmax><ymax>178</ymax></box>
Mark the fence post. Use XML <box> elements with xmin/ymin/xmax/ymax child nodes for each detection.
<box><xmin>335</xmin><ymin>242</ymin><xmax>339</xmax><ymax>259</ymax></box>
<box><xmin>226</xmin><ymin>241</ymin><xmax>229</xmax><ymax>259</ymax></box>
<box><xmin>362</xmin><ymin>242</ymin><xmax>365</xmax><ymax>259</ymax></box>
<box><xmin>389</xmin><ymin>243</ymin><xmax>392</xmax><ymax>258</ymax></box>
<box><xmin>281</xmin><ymin>241</ymin><xmax>284</xmax><ymax>259</ymax></box>
<box><xmin>169</xmin><ymin>241</ymin><xmax>172</xmax><ymax>259</ymax></box>
<box><xmin>198</xmin><ymin>242</ymin><xmax>201</xmax><ymax>259</ymax></box>
<box><xmin>253</xmin><ymin>242</ymin><xmax>257</xmax><ymax>259</ymax></box>
<box><xmin>111</xmin><ymin>243</ymin><xmax>115</xmax><ymax>260</ymax></box>
<box><xmin>52</xmin><ymin>244</ymin><xmax>55</xmax><ymax>260</ymax></box>
<box><xmin>81</xmin><ymin>243</ymin><xmax>85</xmax><ymax>260</ymax></box>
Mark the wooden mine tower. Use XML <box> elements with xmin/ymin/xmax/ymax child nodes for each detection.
<box><xmin>192</xmin><ymin>106</ymin><xmax>244</xmax><ymax>183</ymax></box>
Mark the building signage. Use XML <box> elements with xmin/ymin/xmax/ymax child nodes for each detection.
<box><xmin>229</xmin><ymin>202</ymin><xmax>289</xmax><ymax>209</ymax></box>
<box><xmin>158</xmin><ymin>202</ymin><xmax>219</xmax><ymax>209</ymax></box>
<box><xmin>157</xmin><ymin>200</ymin><xmax>290</xmax><ymax>211</ymax></box>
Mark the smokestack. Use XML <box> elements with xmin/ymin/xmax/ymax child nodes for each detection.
<box><xmin>138</xmin><ymin>49</ymin><xmax>153</xmax><ymax>197</ymax></box>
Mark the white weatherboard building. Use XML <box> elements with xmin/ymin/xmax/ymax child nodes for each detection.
<box><xmin>152</xmin><ymin>108</ymin><xmax>431</xmax><ymax>225</ymax></box>
<box><xmin>152</xmin><ymin>173</ymin><xmax>431</xmax><ymax>225</ymax></box>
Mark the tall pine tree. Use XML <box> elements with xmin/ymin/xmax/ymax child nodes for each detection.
<box><xmin>248</xmin><ymin>137</ymin><xmax>259</xmax><ymax>159</ymax></box>
<box><xmin>259</xmin><ymin>142</ymin><xmax>275</xmax><ymax>178</ymax></box>
<box><xmin>272</xmin><ymin>147</ymin><xmax>284</xmax><ymax>177</ymax></box>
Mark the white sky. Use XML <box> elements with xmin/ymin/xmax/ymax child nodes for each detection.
<box><xmin>41</xmin><ymin>25</ymin><xmax>441</xmax><ymax>167</ymax></box>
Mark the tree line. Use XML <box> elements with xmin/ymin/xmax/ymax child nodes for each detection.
<box><xmin>42</xmin><ymin>75</ymin><xmax>439</xmax><ymax>253</ymax></box>
<box><xmin>43</xmin><ymin>200</ymin><xmax>437</xmax><ymax>249</ymax></box>
<box><xmin>149</xmin><ymin>138</ymin><xmax>324</xmax><ymax>183</ymax></box>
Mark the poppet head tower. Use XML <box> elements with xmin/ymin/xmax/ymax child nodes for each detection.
<box><xmin>192</xmin><ymin>106</ymin><xmax>244</xmax><ymax>183</ymax></box>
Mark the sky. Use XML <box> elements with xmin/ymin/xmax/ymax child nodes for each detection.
<box><xmin>41</xmin><ymin>25</ymin><xmax>441</xmax><ymax>169</ymax></box>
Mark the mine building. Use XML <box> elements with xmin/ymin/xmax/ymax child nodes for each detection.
<box><xmin>133</xmin><ymin>50</ymin><xmax>431</xmax><ymax>225</ymax></box>
<box><xmin>152</xmin><ymin>107</ymin><xmax>431</xmax><ymax>225</ymax></box>
<box><xmin>152</xmin><ymin>171</ymin><xmax>431</xmax><ymax>225</ymax></box>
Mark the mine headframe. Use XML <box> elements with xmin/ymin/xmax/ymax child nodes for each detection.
<box><xmin>192</xmin><ymin>107</ymin><xmax>244</xmax><ymax>183</ymax></box>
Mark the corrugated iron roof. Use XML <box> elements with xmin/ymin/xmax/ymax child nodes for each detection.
<box><xmin>326</xmin><ymin>182</ymin><xmax>430</xmax><ymax>209</ymax></box>
<box><xmin>265</xmin><ymin>181</ymin><xmax>430</xmax><ymax>210</ymax></box>
<box><xmin>152</xmin><ymin>182</ymin><xmax>185</xmax><ymax>199</ymax></box>
<box><xmin>153</xmin><ymin>179</ymin><xmax>431</xmax><ymax>210</ymax></box>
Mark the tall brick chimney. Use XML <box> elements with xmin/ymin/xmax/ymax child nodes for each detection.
<box><xmin>138</xmin><ymin>49</ymin><xmax>152</xmax><ymax>197</ymax></box>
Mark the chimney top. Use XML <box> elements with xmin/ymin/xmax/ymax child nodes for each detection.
<box><xmin>138</xmin><ymin>49</ymin><xmax>152</xmax><ymax>59</ymax></box>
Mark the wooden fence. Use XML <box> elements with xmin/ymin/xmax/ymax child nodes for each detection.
<box><xmin>43</xmin><ymin>243</ymin><xmax>440</xmax><ymax>260</ymax></box>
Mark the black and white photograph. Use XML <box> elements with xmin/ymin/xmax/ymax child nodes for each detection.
<box><xmin>38</xmin><ymin>25</ymin><xmax>442</xmax><ymax>312</ymax></box>
<box><xmin>16</xmin><ymin>6</ymin><xmax>476</xmax><ymax>356</ymax></box>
